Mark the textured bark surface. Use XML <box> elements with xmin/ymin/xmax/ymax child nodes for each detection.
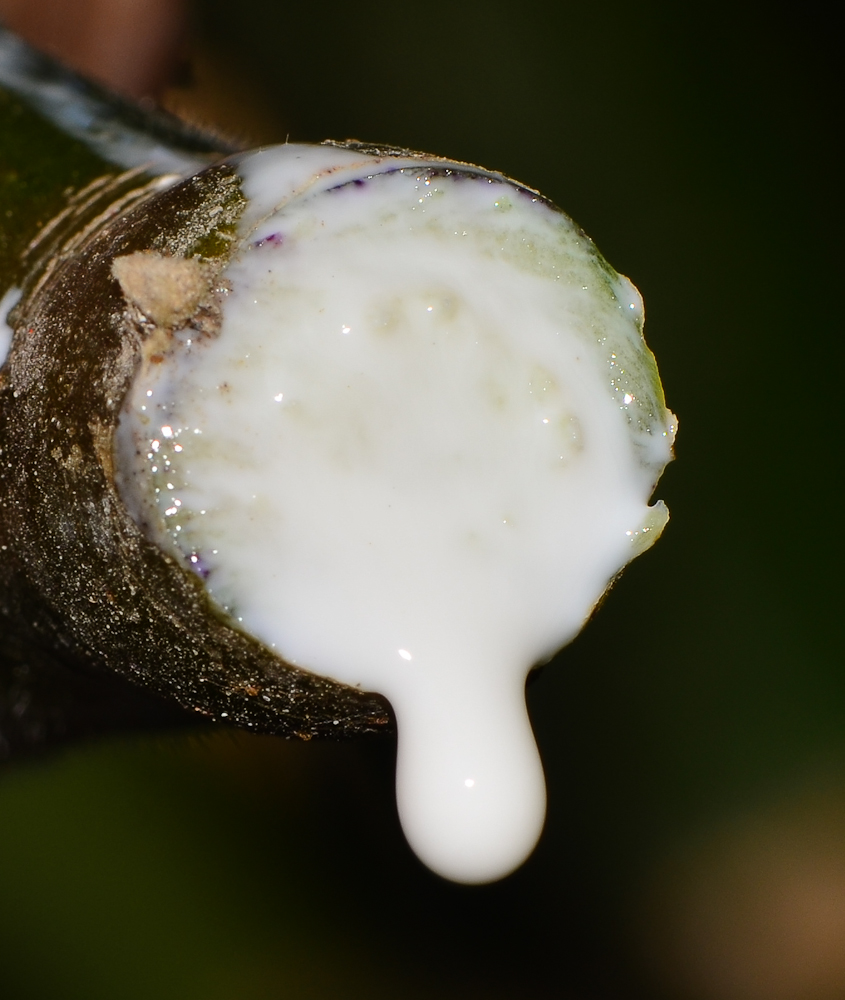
<box><xmin>0</xmin><ymin>158</ymin><xmax>393</xmax><ymax>758</ymax></box>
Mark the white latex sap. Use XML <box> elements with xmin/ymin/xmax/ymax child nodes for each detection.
<box><xmin>0</xmin><ymin>285</ymin><xmax>21</xmax><ymax>368</ymax></box>
<box><xmin>116</xmin><ymin>145</ymin><xmax>676</xmax><ymax>883</ymax></box>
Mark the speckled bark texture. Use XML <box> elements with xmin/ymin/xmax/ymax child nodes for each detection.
<box><xmin>0</xmin><ymin>160</ymin><xmax>393</xmax><ymax>758</ymax></box>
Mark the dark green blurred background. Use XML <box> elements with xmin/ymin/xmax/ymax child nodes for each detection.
<box><xmin>1</xmin><ymin>3</ymin><xmax>841</xmax><ymax>998</ymax></box>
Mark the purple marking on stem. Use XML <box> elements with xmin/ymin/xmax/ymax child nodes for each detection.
<box><xmin>188</xmin><ymin>552</ymin><xmax>212</xmax><ymax>580</ymax></box>
<box><xmin>252</xmin><ymin>232</ymin><xmax>284</xmax><ymax>248</ymax></box>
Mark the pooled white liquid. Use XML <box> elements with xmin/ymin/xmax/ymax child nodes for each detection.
<box><xmin>0</xmin><ymin>285</ymin><xmax>21</xmax><ymax>367</ymax></box>
<box><xmin>116</xmin><ymin>145</ymin><xmax>676</xmax><ymax>883</ymax></box>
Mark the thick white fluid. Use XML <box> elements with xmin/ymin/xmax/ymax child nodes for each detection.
<box><xmin>0</xmin><ymin>285</ymin><xmax>21</xmax><ymax>368</ymax></box>
<box><xmin>116</xmin><ymin>145</ymin><xmax>676</xmax><ymax>883</ymax></box>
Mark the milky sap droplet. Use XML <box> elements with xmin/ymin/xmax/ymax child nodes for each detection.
<box><xmin>393</xmin><ymin>674</ymin><xmax>545</xmax><ymax>883</ymax></box>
